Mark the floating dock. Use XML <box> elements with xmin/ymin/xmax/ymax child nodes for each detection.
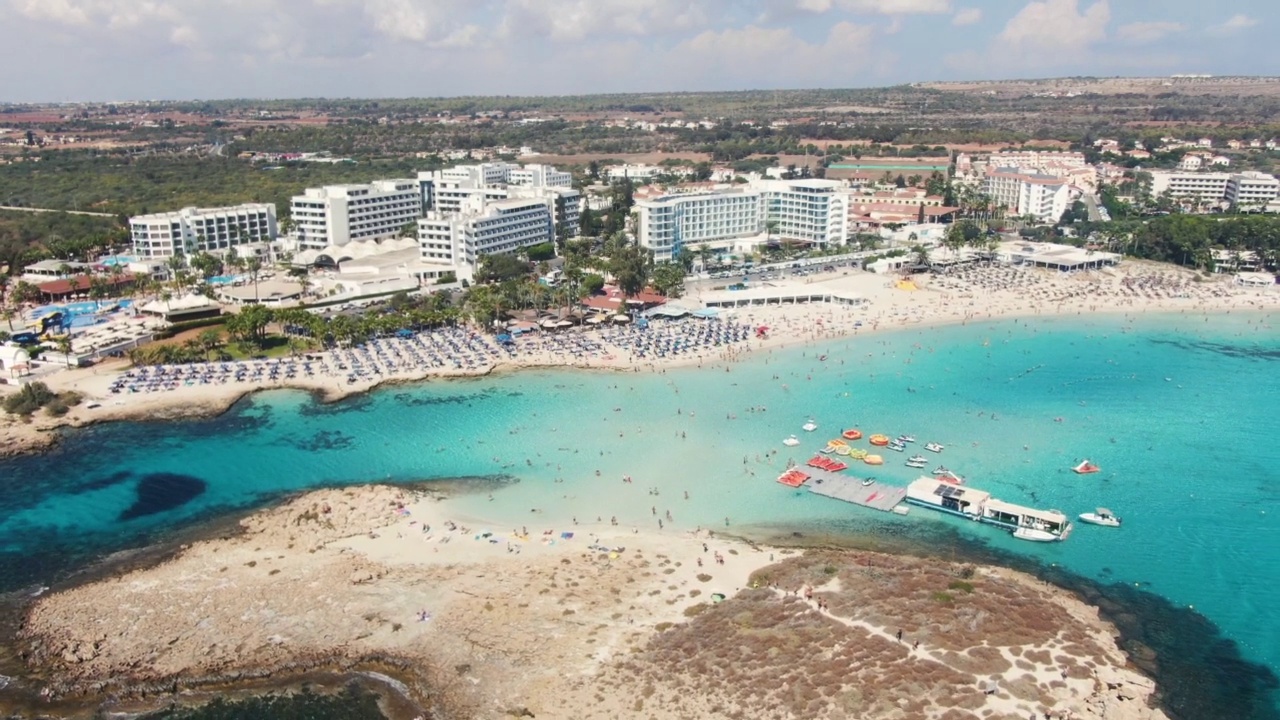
<box><xmin>803</xmin><ymin>468</ymin><xmax>906</xmax><ymax>512</ymax></box>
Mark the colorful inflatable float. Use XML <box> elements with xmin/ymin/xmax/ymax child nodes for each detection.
<box><xmin>841</xmin><ymin>428</ymin><xmax>863</xmax><ymax>440</ymax></box>
<box><xmin>868</xmin><ymin>434</ymin><xmax>890</xmax><ymax>446</ymax></box>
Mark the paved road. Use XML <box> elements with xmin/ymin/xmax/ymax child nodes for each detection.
<box><xmin>1081</xmin><ymin>194</ymin><xmax>1103</xmax><ymax>222</ymax></box>
<box><xmin>0</xmin><ymin>205</ymin><xmax>116</xmax><ymax>218</ymax></box>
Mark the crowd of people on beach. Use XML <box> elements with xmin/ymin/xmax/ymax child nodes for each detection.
<box><xmin>108</xmin><ymin>317</ymin><xmax>755</xmax><ymax>394</ymax></box>
<box><xmin>931</xmin><ymin>264</ymin><xmax>1248</xmax><ymax>307</ymax></box>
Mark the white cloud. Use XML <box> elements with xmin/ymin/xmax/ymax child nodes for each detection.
<box><xmin>1115</xmin><ymin>21</ymin><xmax>1184</xmax><ymax>43</ymax></box>
<box><xmin>951</xmin><ymin>7</ymin><xmax>981</xmax><ymax>26</ymax></box>
<box><xmin>998</xmin><ymin>0</ymin><xmax>1110</xmax><ymax>51</ymax></box>
<box><xmin>793</xmin><ymin>0</ymin><xmax>950</xmax><ymax>14</ymax></box>
<box><xmin>1210</xmin><ymin>14</ymin><xmax>1258</xmax><ymax>35</ymax></box>
<box><xmin>499</xmin><ymin>0</ymin><xmax>709</xmax><ymax>42</ymax></box>
<box><xmin>668</xmin><ymin>21</ymin><xmax>875</xmax><ymax>86</ymax></box>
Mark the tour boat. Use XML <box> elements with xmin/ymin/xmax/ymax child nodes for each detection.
<box><xmin>868</xmin><ymin>434</ymin><xmax>890</xmax><ymax>446</ymax></box>
<box><xmin>897</xmin><ymin>434</ymin><xmax>917</xmax><ymax>443</ymax></box>
<box><xmin>802</xmin><ymin>420</ymin><xmax>818</xmax><ymax>432</ymax></box>
<box><xmin>924</xmin><ymin>442</ymin><xmax>945</xmax><ymax>453</ymax></box>
<box><xmin>1078</xmin><ymin>508</ymin><xmax>1121</xmax><ymax>527</ymax></box>
<box><xmin>841</xmin><ymin>428</ymin><xmax>863</xmax><ymax>440</ymax></box>
<box><xmin>1073</xmin><ymin>460</ymin><xmax>1101</xmax><ymax>474</ymax></box>
<box><xmin>1013</xmin><ymin>527</ymin><xmax>1062</xmax><ymax>543</ymax></box>
<box><xmin>783</xmin><ymin>435</ymin><xmax>800</xmax><ymax>447</ymax></box>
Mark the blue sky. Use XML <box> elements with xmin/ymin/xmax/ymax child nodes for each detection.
<box><xmin>0</xmin><ymin>0</ymin><xmax>1273</xmax><ymax>102</ymax></box>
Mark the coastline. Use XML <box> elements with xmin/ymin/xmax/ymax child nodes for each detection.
<box><xmin>11</xmin><ymin>484</ymin><xmax>1175</xmax><ymax>720</ymax></box>
<box><xmin>4</xmin><ymin>261</ymin><xmax>1276</xmax><ymax>460</ymax></box>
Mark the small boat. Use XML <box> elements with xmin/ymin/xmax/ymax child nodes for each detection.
<box><xmin>1073</xmin><ymin>460</ymin><xmax>1101</xmax><ymax>474</ymax></box>
<box><xmin>1013</xmin><ymin>527</ymin><xmax>1061</xmax><ymax>543</ymax></box>
<box><xmin>932</xmin><ymin>465</ymin><xmax>951</xmax><ymax>475</ymax></box>
<box><xmin>898</xmin><ymin>434</ymin><xmax>917</xmax><ymax>443</ymax></box>
<box><xmin>1078</xmin><ymin>507</ymin><xmax>1121</xmax><ymax>527</ymax></box>
<box><xmin>861</xmin><ymin>478</ymin><xmax>875</xmax><ymax>487</ymax></box>
<box><xmin>783</xmin><ymin>435</ymin><xmax>800</xmax><ymax>447</ymax></box>
<box><xmin>802</xmin><ymin>420</ymin><xmax>818</xmax><ymax>432</ymax></box>
<box><xmin>937</xmin><ymin>472</ymin><xmax>964</xmax><ymax>485</ymax></box>
<box><xmin>908</xmin><ymin>455</ymin><xmax>927</xmax><ymax>464</ymax></box>
<box><xmin>924</xmin><ymin>442</ymin><xmax>944</xmax><ymax>453</ymax></box>
<box><xmin>868</xmin><ymin>434</ymin><xmax>890</xmax><ymax>446</ymax></box>
<box><xmin>863</xmin><ymin>454</ymin><xmax>884</xmax><ymax>466</ymax></box>
<box><xmin>842</xmin><ymin>428</ymin><xmax>863</xmax><ymax>440</ymax></box>
<box><xmin>905</xmin><ymin>459</ymin><xmax>927</xmax><ymax>469</ymax></box>
<box><xmin>887</xmin><ymin>442</ymin><xmax>906</xmax><ymax>452</ymax></box>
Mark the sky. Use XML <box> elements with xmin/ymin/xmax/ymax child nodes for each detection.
<box><xmin>0</xmin><ymin>0</ymin><xmax>1274</xmax><ymax>103</ymax></box>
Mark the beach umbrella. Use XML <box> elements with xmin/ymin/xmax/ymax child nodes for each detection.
<box><xmin>612</xmin><ymin>315</ymin><xmax>631</xmax><ymax>323</ymax></box>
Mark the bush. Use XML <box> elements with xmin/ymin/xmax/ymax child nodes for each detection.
<box><xmin>932</xmin><ymin>591</ymin><xmax>955</xmax><ymax>603</ymax></box>
<box><xmin>44</xmin><ymin>399</ymin><xmax>69</xmax><ymax>417</ymax></box>
<box><xmin>2</xmin><ymin>381</ymin><xmax>57</xmax><ymax>416</ymax></box>
<box><xmin>435</xmin><ymin>272</ymin><xmax>457</xmax><ymax>285</ymax></box>
<box><xmin>947</xmin><ymin>580</ymin><xmax>974</xmax><ymax>594</ymax></box>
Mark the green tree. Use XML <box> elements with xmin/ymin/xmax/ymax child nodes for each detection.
<box><xmin>609</xmin><ymin>244</ymin><xmax>651</xmax><ymax>298</ymax></box>
<box><xmin>650</xmin><ymin>262</ymin><xmax>686</xmax><ymax>298</ymax></box>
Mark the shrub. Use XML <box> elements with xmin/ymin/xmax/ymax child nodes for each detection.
<box><xmin>932</xmin><ymin>591</ymin><xmax>955</xmax><ymax>603</ymax></box>
<box><xmin>948</xmin><ymin>580</ymin><xmax>975</xmax><ymax>594</ymax></box>
<box><xmin>44</xmin><ymin>399</ymin><xmax>69</xmax><ymax>417</ymax></box>
<box><xmin>2</xmin><ymin>381</ymin><xmax>56</xmax><ymax>416</ymax></box>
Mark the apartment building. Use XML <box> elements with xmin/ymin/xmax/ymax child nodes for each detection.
<box><xmin>982</xmin><ymin>168</ymin><xmax>1070</xmax><ymax>222</ymax></box>
<box><xmin>418</xmin><ymin>162</ymin><xmax>580</xmax><ymax>237</ymax></box>
<box><xmin>1224</xmin><ymin>172</ymin><xmax>1280</xmax><ymax>208</ymax></box>
<box><xmin>1148</xmin><ymin>171</ymin><xmax>1231</xmax><ymax>203</ymax></box>
<box><xmin>130</xmin><ymin>204</ymin><xmax>277</xmax><ymax>259</ymax></box>
<box><xmin>290</xmin><ymin>180</ymin><xmax>420</xmax><ymax>250</ymax></box>
<box><xmin>417</xmin><ymin>195</ymin><xmax>553</xmax><ymax>271</ymax></box>
<box><xmin>633</xmin><ymin>179</ymin><xmax>850</xmax><ymax>262</ymax></box>
<box><xmin>635</xmin><ymin>190</ymin><xmax>765</xmax><ymax>262</ymax></box>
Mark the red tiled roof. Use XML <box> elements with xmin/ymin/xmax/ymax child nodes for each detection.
<box><xmin>37</xmin><ymin>274</ymin><xmax>132</xmax><ymax>295</ymax></box>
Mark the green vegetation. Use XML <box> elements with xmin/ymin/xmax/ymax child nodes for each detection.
<box><xmin>2</xmin><ymin>381</ymin><xmax>81</xmax><ymax>417</ymax></box>
<box><xmin>947</xmin><ymin>580</ymin><xmax>975</xmax><ymax>594</ymax></box>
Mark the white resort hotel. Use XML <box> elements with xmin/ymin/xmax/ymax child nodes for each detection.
<box><xmin>635</xmin><ymin>178</ymin><xmax>850</xmax><ymax>262</ymax></box>
<box><xmin>129</xmin><ymin>204</ymin><xmax>278</xmax><ymax>259</ymax></box>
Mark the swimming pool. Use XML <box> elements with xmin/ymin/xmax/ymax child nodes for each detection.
<box><xmin>31</xmin><ymin>300</ymin><xmax>135</xmax><ymax>328</ymax></box>
<box><xmin>207</xmin><ymin>275</ymin><xmax>243</xmax><ymax>285</ymax></box>
<box><xmin>98</xmin><ymin>256</ymin><xmax>137</xmax><ymax>267</ymax></box>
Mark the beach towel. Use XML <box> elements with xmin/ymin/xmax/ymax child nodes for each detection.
<box><xmin>560</xmin><ymin>531</ymin><xmax>574</xmax><ymax>540</ymax></box>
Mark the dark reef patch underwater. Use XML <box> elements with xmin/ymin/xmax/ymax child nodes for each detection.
<box><xmin>120</xmin><ymin>473</ymin><xmax>208</xmax><ymax>521</ymax></box>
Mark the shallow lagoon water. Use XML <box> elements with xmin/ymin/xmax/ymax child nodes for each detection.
<box><xmin>1</xmin><ymin>311</ymin><xmax>1277</xmax><ymax>715</ymax></box>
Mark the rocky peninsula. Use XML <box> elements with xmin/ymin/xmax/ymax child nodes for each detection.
<box><xmin>11</xmin><ymin>485</ymin><xmax>1171</xmax><ymax>720</ymax></box>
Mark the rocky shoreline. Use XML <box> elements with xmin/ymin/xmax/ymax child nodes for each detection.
<box><xmin>4</xmin><ymin>485</ymin><xmax>1187</xmax><ymax>720</ymax></box>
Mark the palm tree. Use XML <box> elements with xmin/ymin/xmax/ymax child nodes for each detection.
<box><xmin>55</xmin><ymin>335</ymin><xmax>74</xmax><ymax>367</ymax></box>
<box><xmin>197</xmin><ymin>328</ymin><xmax>222</xmax><ymax>360</ymax></box>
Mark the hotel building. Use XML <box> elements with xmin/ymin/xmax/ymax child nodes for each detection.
<box><xmin>982</xmin><ymin>168</ymin><xmax>1070</xmax><ymax>223</ymax></box>
<box><xmin>290</xmin><ymin>180</ymin><xmax>421</xmax><ymax>250</ymax></box>
<box><xmin>417</xmin><ymin>195</ymin><xmax>553</xmax><ymax>272</ymax></box>
<box><xmin>1224</xmin><ymin>172</ymin><xmax>1280</xmax><ymax>208</ymax></box>
<box><xmin>418</xmin><ymin>162</ymin><xmax>580</xmax><ymax>238</ymax></box>
<box><xmin>634</xmin><ymin>179</ymin><xmax>850</xmax><ymax>262</ymax></box>
<box><xmin>1148</xmin><ymin>171</ymin><xmax>1232</xmax><ymax>203</ymax></box>
<box><xmin>130</xmin><ymin>204</ymin><xmax>277</xmax><ymax>259</ymax></box>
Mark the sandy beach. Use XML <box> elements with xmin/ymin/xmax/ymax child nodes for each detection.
<box><xmin>4</xmin><ymin>260</ymin><xmax>1275</xmax><ymax>460</ymax></box>
<box><xmin>15</xmin><ymin>484</ymin><xmax>1172</xmax><ymax>720</ymax></box>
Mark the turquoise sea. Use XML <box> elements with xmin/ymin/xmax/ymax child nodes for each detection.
<box><xmin>0</xmin><ymin>311</ymin><xmax>1277</xmax><ymax>718</ymax></box>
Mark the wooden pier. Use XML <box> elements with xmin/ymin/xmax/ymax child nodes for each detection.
<box><xmin>803</xmin><ymin>468</ymin><xmax>907</xmax><ymax>512</ymax></box>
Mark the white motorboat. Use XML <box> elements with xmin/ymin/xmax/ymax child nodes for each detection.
<box><xmin>802</xmin><ymin>420</ymin><xmax>818</xmax><ymax>432</ymax></box>
<box><xmin>908</xmin><ymin>455</ymin><xmax>927</xmax><ymax>464</ymax></box>
<box><xmin>932</xmin><ymin>465</ymin><xmax>951</xmax><ymax>475</ymax></box>
<box><xmin>905</xmin><ymin>458</ymin><xmax>927</xmax><ymax>468</ymax></box>
<box><xmin>1013</xmin><ymin>527</ymin><xmax>1061</xmax><ymax>543</ymax></box>
<box><xmin>861</xmin><ymin>478</ymin><xmax>875</xmax><ymax>487</ymax></box>
<box><xmin>887</xmin><ymin>441</ymin><xmax>906</xmax><ymax>452</ymax></box>
<box><xmin>783</xmin><ymin>435</ymin><xmax>801</xmax><ymax>447</ymax></box>
<box><xmin>1078</xmin><ymin>507</ymin><xmax>1121</xmax><ymax>527</ymax></box>
<box><xmin>898</xmin><ymin>434</ymin><xmax>917</xmax><ymax>443</ymax></box>
<box><xmin>924</xmin><ymin>442</ymin><xmax>945</xmax><ymax>453</ymax></box>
